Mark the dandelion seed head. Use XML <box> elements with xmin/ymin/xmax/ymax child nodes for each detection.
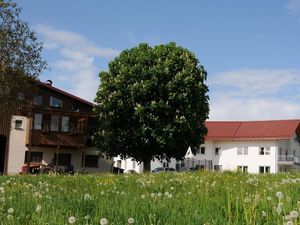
<box><xmin>276</xmin><ymin>192</ymin><xmax>283</xmax><ymax>199</ymax></box>
<box><xmin>7</xmin><ymin>208</ymin><xmax>14</xmax><ymax>214</ymax></box>
<box><xmin>262</xmin><ymin>211</ymin><xmax>266</xmax><ymax>217</ymax></box>
<box><xmin>68</xmin><ymin>216</ymin><xmax>76</xmax><ymax>224</ymax></box>
<box><xmin>36</xmin><ymin>204</ymin><xmax>42</xmax><ymax>213</ymax></box>
<box><xmin>100</xmin><ymin>218</ymin><xmax>108</xmax><ymax>225</ymax></box>
<box><xmin>128</xmin><ymin>217</ymin><xmax>135</xmax><ymax>224</ymax></box>
<box><xmin>290</xmin><ymin>210</ymin><xmax>299</xmax><ymax>219</ymax></box>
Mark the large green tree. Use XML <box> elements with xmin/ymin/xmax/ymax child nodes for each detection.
<box><xmin>0</xmin><ymin>0</ymin><xmax>46</xmax><ymax>104</ymax></box>
<box><xmin>94</xmin><ymin>42</ymin><xmax>209</xmax><ymax>171</ymax></box>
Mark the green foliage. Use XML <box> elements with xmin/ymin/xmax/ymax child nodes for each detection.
<box><xmin>0</xmin><ymin>0</ymin><xmax>46</xmax><ymax>103</ymax></box>
<box><xmin>94</xmin><ymin>42</ymin><xmax>209</xmax><ymax>164</ymax></box>
<box><xmin>0</xmin><ymin>172</ymin><xmax>300</xmax><ymax>225</ymax></box>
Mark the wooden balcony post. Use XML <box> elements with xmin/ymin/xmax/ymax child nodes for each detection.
<box><xmin>55</xmin><ymin>134</ymin><xmax>60</xmax><ymax>172</ymax></box>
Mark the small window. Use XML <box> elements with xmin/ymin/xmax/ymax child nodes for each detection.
<box><xmin>54</xmin><ymin>153</ymin><xmax>71</xmax><ymax>166</ymax></box>
<box><xmin>82</xmin><ymin>155</ymin><xmax>98</xmax><ymax>168</ymax></box>
<box><xmin>259</xmin><ymin>147</ymin><xmax>270</xmax><ymax>155</ymax></box>
<box><xmin>163</xmin><ymin>162</ymin><xmax>169</xmax><ymax>168</ymax></box>
<box><xmin>215</xmin><ymin>147</ymin><xmax>221</xmax><ymax>155</ymax></box>
<box><xmin>237</xmin><ymin>147</ymin><xmax>248</xmax><ymax>155</ymax></box>
<box><xmin>17</xmin><ymin>92</ymin><xmax>24</xmax><ymax>100</ymax></box>
<box><xmin>15</xmin><ymin>120</ymin><xmax>23</xmax><ymax>129</ymax></box>
<box><xmin>200</xmin><ymin>147</ymin><xmax>205</xmax><ymax>155</ymax></box>
<box><xmin>33</xmin><ymin>95</ymin><xmax>43</xmax><ymax>105</ymax></box>
<box><xmin>214</xmin><ymin>165</ymin><xmax>222</xmax><ymax>171</ymax></box>
<box><xmin>24</xmin><ymin>151</ymin><xmax>43</xmax><ymax>163</ymax></box>
<box><xmin>259</xmin><ymin>166</ymin><xmax>270</xmax><ymax>174</ymax></box>
<box><xmin>51</xmin><ymin>115</ymin><xmax>59</xmax><ymax>131</ymax></box>
<box><xmin>34</xmin><ymin>114</ymin><xmax>42</xmax><ymax>130</ymax></box>
<box><xmin>50</xmin><ymin>96</ymin><xmax>63</xmax><ymax>107</ymax></box>
<box><xmin>61</xmin><ymin>116</ymin><xmax>69</xmax><ymax>132</ymax></box>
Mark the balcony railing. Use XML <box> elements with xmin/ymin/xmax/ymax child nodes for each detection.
<box><xmin>278</xmin><ymin>155</ymin><xmax>300</xmax><ymax>164</ymax></box>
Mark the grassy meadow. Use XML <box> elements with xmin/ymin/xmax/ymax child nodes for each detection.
<box><xmin>0</xmin><ymin>171</ymin><xmax>300</xmax><ymax>225</ymax></box>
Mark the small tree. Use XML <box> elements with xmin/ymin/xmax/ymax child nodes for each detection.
<box><xmin>0</xmin><ymin>0</ymin><xmax>47</xmax><ymax>103</ymax></box>
<box><xmin>94</xmin><ymin>42</ymin><xmax>209</xmax><ymax>171</ymax></box>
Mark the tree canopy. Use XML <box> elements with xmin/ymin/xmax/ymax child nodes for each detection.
<box><xmin>0</xmin><ymin>0</ymin><xmax>46</xmax><ymax>103</ymax></box>
<box><xmin>94</xmin><ymin>42</ymin><xmax>209</xmax><ymax>170</ymax></box>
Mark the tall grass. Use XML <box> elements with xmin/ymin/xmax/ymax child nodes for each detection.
<box><xmin>0</xmin><ymin>171</ymin><xmax>300</xmax><ymax>225</ymax></box>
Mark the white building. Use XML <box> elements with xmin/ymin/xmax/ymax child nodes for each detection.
<box><xmin>114</xmin><ymin>120</ymin><xmax>300</xmax><ymax>173</ymax></box>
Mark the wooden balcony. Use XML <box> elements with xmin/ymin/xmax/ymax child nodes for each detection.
<box><xmin>27</xmin><ymin>130</ymin><xmax>88</xmax><ymax>149</ymax></box>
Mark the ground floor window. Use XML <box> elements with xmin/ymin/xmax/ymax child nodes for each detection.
<box><xmin>259</xmin><ymin>166</ymin><xmax>270</xmax><ymax>174</ymax></box>
<box><xmin>54</xmin><ymin>153</ymin><xmax>71</xmax><ymax>166</ymax></box>
<box><xmin>24</xmin><ymin>151</ymin><xmax>43</xmax><ymax>163</ymax></box>
<box><xmin>82</xmin><ymin>155</ymin><xmax>98</xmax><ymax>168</ymax></box>
<box><xmin>214</xmin><ymin>165</ymin><xmax>222</xmax><ymax>171</ymax></box>
<box><xmin>163</xmin><ymin>162</ymin><xmax>169</xmax><ymax>168</ymax></box>
<box><xmin>237</xmin><ymin>165</ymin><xmax>248</xmax><ymax>173</ymax></box>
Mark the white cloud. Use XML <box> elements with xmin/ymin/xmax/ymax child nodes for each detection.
<box><xmin>209</xmin><ymin>69</ymin><xmax>300</xmax><ymax>121</ymax></box>
<box><xmin>36</xmin><ymin>24</ymin><xmax>120</xmax><ymax>102</ymax></box>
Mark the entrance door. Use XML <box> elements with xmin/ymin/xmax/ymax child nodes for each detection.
<box><xmin>0</xmin><ymin>135</ymin><xmax>7</xmax><ymax>174</ymax></box>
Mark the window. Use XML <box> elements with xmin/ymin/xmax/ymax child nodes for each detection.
<box><xmin>82</xmin><ymin>155</ymin><xmax>98</xmax><ymax>168</ymax></box>
<box><xmin>34</xmin><ymin>114</ymin><xmax>42</xmax><ymax>130</ymax></box>
<box><xmin>50</xmin><ymin>96</ymin><xmax>63</xmax><ymax>107</ymax></box>
<box><xmin>259</xmin><ymin>166</ymin><xmax>270</xmax><ymax>174</ymax></box>
<box><xmin>54</xmin><ymin>153</ymin><xmax>71</xmax><ymax>166</ymax></box>
<box><xmin>200</xmin><ymin>147</ymin><xmax>205</xmax><ymax>155</ymax></box>
<box><xmin>215</xmin><ymin>147</ymin><xmax>221</xmax><ymax>155</ymax></box>
<box><xmin>24</xmin><ymin>151</ymin><xmax>43</xmax><ymax>163</ymax></box>
<box><xmin>61</xmin><ymin>116</ymin><xmax>69</xmax><ymax>132</ymax></box>
<box><xmin>17</xmin><ymin>92</ymin><xmax>24</xmax><ymax>100</ymax></box>
<box><xmin>237</xmin><ymin>165</ymin><xmax>248</xmax><ymax>173</ymax></box>
<box><xmin>237</xmin><ymin>147</ymin><xmax>248</xmax><ymax>155</ymax></box>
<box><xmin>214</xmin><ymin>165</ymin><xmax>222</xmax><ymax>171</ymax></box>
<box><xmin>259</xmin><ymin>147</ymin><xmax>271</xmax><ymax>155</ymax></box>
<box><xmin>163</xmin><ymin>162</ymin><xmax>169</xmax><ymax>168</ymax></box>
<box><xmin>15</xmin><ymin>120</ymin><xmax>23</xmax><ymax>129</ymax></box>
<box><xmin>51</xmin><ymin>115</ymin><xmax>59</xmax><ymax>131</ymax></box>
<box><xmin>33</xmin><ymin>95</ymin><xmax>43</xmax><ymax>105</ymax></box>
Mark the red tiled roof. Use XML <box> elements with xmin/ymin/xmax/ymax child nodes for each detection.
<box><xmin>205</xmin><ymin>120</ymin><xmax>300</xmax><ymax>140</ymax></box>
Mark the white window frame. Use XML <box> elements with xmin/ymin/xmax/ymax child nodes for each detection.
<box><xmin>259</xmin><ymin>166</ymin><xmax>270</xmax><ymax>173</ymax></box>
<box><xmin>237</xmin><ymin>165</ymin><xmax>248</xmax><ymax>173</ymax></box>
<box><xmin>259</xmin><ymin>147</ymin><xmax>271</xmax><ymax>155</ymax></box>
<box><xmin>237</xmin><ymin>147</ymin><xmax>248</xmax><ymax>155</ymax></box>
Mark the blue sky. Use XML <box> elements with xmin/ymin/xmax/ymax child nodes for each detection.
<box><xmin>15</xmin><ymin>0</ymin><xmax>300</xmax><ymax>120</ymax></box>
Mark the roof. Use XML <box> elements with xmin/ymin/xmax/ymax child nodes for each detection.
<box><xmin>38</xmin><ymin>81</ymin><xmax>94</xmax><ymax>107</ymax></box>
<box><xmin>205</xmin><ymin>120</ymin><xmax>300</xmax><ymax>140</ymax></box>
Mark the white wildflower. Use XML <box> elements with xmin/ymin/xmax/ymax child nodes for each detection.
<box><xmin>84</xmin><ymin>215</ymin><xmax>90</xmax><ymax>220</ymax></box>
<box><xmin>286</xmin><ymin>221</ymin><xmax>294</xmax><ymax>225</ymax></box>
<box><xmin>100</xmin><ymin>218</ymin><xmax>108</xmax><ymax>225</ymax></box>
<box><xmin>128</xmin><ymin>217</ymin><xmax>135</xmax><ymax>224</ymax></box>
<box><xmin>7</xmin><ymin>208</ymin><xmax>14</xmax><ymax>214</ymax></box>
<box><xmin>262</xmin><ymin>211</ymin><xmax>266</xmax><ymax>217</ymax></box>
<box><xmin>276</xmin><ymin>205</ymin><xmax>282</xmax><ymax>215</ymax></box>
<box><xmin>290</xmin><ymin>210</ymin><xmax>299</xmax><ymax>219</ymax></box>
<box><xmin>276</xmin><ymin>192</ymin><xmax>283</xmax><ymax>199</ymax></box>
<box><xmin>7</xmin><ymin>214</ymin><xmax>13</xmax><ymax>220</ymax></box>
<box><xmin>141</xmin><ymin>194</ymin><xmax>145</xmax><ymax>199</ymax></box>
<box><xmin>68</xmin><ymin>216</ymin><xmax>76</xmax><ymax>224</ymax></box>
<box><xmin>36</xmin><ymin>204</ymin><xmax>42</xmax><ymax>213</ymax></box>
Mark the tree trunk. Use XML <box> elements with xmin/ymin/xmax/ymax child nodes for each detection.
<box><xmin>143</xmin><ymin>159</ymin><xmax>151</xmax><ymax>173</ymax></box>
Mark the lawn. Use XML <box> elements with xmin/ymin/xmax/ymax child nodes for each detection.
<box><xmin>0</xmin><ymin>171</ymin><xmax>300</xmax><ymax>225</ymax></box>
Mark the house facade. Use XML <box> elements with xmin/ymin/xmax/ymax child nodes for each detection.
<box><xmin>114</xmin><ymin>120</ymin><xmax>300</xmax><ymax>173</ymax></box>
<box><xmin>3</xmin><ymin>80</ymin><xmax>113</xmax><ymax>175</ymax></box>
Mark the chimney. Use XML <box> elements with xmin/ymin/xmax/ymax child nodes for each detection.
<box><xmin>45</xmin><ymin>80</ymin><xmax>53</xmax><ymax>86</ymax></box>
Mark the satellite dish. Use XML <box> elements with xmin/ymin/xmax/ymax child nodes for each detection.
<box><xmin>72</xmin><ymin>104</ymin><xmax>79</xmax><ymax>112</ymax></box>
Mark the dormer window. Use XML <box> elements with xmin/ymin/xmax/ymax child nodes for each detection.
<box><xmin>33</xmin><ymin>95</ymin><xmax>43</xmax><ymax>105</ymax></box>
<box><xmin>50</xmin><ymin>96</ymin><xmax>63</xmax><ymax>107</ymax></box>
